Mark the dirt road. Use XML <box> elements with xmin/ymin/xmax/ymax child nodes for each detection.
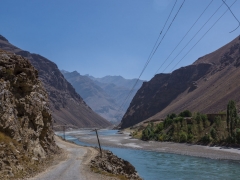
<box><xmin>29</xmin><ymin>136</ymin><xmax>116</xmax><ymax>180</ymax></box>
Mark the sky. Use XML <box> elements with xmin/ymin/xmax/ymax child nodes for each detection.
<box><xmin>0</xmin><ymin>0</ymin><xmax>240</xmax><ymax>81</ymax></box>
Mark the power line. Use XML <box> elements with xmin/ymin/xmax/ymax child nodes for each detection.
<box><xmin>161</xmin><ymin>0</ymin><xmax>226</xmax><ymax>73</ymax></box>
<box><xmin>147</xmin><ymin>0</ymin><xmax>185</xmax><ymax>66</ymax></box>
<box><xmin>222</xmin><ymin>0</ymin><xmax>240</xmax><ymax>33</ymax></box>
<box><xmin>118</xmin><ymin>0</ymin><xmax>185</xmax><ymax>112</ymax></box>
<box><xmin>155</xmin><ymin>0</ymin><xmax>214</xmax><ymax>75</ymax></box>
<box><xmin>143</xmin><ymin>0</ymin><xmax>177</xmax><ymax>75</ymax></box>
<box><xmin>170</xmin><ymin>0</ymin><xmax>238</xmax><ymax>71</ymax></box>
<box><xmin>117</xmin><ymin>0</ymin><xmax>178</xmax><ymax>112</ymax></box>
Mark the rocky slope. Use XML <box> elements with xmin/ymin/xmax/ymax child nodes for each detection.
<box><xmin>0</xmin><ymin>49</ymin><xmax>59</xmax><ymax>179</ymax></box>
<box><xmin>90</xmin><ymin>149</ymin><xmax>142</xmax><ymax>180</ymax></box>
<box><xmin>120</xmin><ymin>35</ymin><xmax>240</xmax><ymax>129</ymax></box>
<box><xmin>62</xmin><ymin>71</ymin><xmax>144</xmax><ymax>124</ymax></box>
<box><xmin>0</xmin><ymin>35</ymin><xmax>111</xmax><ymax>128</ymax></box>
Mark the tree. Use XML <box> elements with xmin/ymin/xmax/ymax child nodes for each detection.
<box><xmin>179</xmin><ymin>110</ymin><xmax>192</xmax><ymax>117</ymax></box>
<box><xmin>227</xmin><ymin>100</ymin><xmax>238</xmax><ymax>137</ymax></box>
<box><xmin>154</xmin><ymin>122</ymin><xmax>164</xmax><ymax>134</ymax></box>
<box><xmin>141</xmin><ymin>123</ymin><xmax>155</xmax><ymax>141</ymax></box>
<box><xmin>210</xmin><ymin>128</ymin><xmax>217</xmax><ymax>140</ymax></box>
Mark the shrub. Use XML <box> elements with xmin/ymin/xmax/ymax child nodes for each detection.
<box><xmin>155</xmin><ymin>122</ymin><xmax>164</xmax><ymax>133</ymax></box>
<box><xmin>210</xmin><ymin>128</ymin><xmax>217</xmax><ymax>140</ymax></box>
<box><xmin>158</xmin><ymin>135</ymin><xmax>164</xmax><ymax>141</ymax></box>
<box><xmin>164</xmin><ymin>118</ymin><xmax>173</xmax><ymax>128</ymax></box>
<box><xmin>141</xmin><ymin>123</ymin><xmax>154</xmax><ymax>141</ymax></box>
<box><xmin>174</xmin><ymin>116</ymin><xmax>183</xmax><ymax>123</ymax></box>
<box><xmin>179</xmin><ymin>132</ymin><xmax>188</xmax><ymax>142</ymax></box>
<box><xmin>168</xmin><ymin>113</ymin><xmax>177</xmax><ymax>119</ymax></box>
<box><xmin>187</xmin><ymin>134</ymin><xmax>194</xmax><ymax>142</ymax></box>
<box><xmin>195</xmin><ymin>112</ymin><xmax>202</xmax><ymax>124</ymax></box>
<box><xmin>214</xmin><ymin>116</ymin><xmax>221</xmax><ymax>127</ymax></box>
<box><xmin>187</xmin><ymin>125</ymin><xmax>192</xmax><ymax>134</ymax></box>
<box><xmin>179</xmin><ymin>110</ymin><xmax>192</xmax><ymax>117</ymax></box>
<box><xmin>198</xmin><ymin>121</ymin><xmax>204</xmax><ymax>133</ymax></box>
<box><xmin>201</xmin><ymin>114</ymin><xmax>208</xmax><ymax>122</ymax></box>
<box><xmin>163</xmin><ymin>134</ymin><xmax>170</xmax><ymax>141</ymax></box>
<box><xmin>201</xmin><ymin>134</ymin><xmax>211</xmax><ymax>143</ymax></box>
<box><xmin>235</xmin><ymin>128</ymin><xmax>240</xmax><ymax>143</ymax></box>
<box><xmin>203</xmin><ymin>119</ymin><xmax>210</xmax><ymax>128</ymax></box>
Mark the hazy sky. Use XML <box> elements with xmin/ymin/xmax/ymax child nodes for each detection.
<box><xmin>0</xmin><ymin>0</ymin><xmax>240</xmax><ymax>80</ymax></box>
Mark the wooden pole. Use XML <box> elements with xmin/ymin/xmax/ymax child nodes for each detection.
<box><xmin>63</xmin><ymin>126</ymin><xmax>65</xmax><ymax>140</ymax></box>
<box><xmin>95</xmin><ymin>129</ymin><xmax>102</xmax><ymax>157</ymax></box>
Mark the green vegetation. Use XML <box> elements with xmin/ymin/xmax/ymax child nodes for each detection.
<box><xmin>140</xmin><ymin>101</ymin><xmax>240</xmax><ymax>145</ymax></box>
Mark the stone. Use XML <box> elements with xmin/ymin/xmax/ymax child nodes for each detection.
<box><xmin>90</xmin><ymin>149</ymin><xmax>142</xmax><ymax>180</ymax></box>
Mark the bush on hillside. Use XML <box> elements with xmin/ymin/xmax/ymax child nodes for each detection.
<box><xmin>179</xmin><ymin>110</ymin><xmax>192</xmax><ymax>117</ymax></box>
<box><xmin>210</xmin><ymin>128</ymin><xmax>217</xmax><ymax>140</ymax></box>
<box><xmin>179</xmin><ymin>132</ymin><xmax>188</xmax><ymax>142</ymax></box>
<box><xmin>141</xmin><ymin>123</ymin><xmax>155</xmax><ymax>141</ymax></box>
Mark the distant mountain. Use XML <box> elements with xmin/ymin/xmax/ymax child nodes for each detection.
<box><xmin>90</xmin><ymin>75</ymin><xmax>144</xmax><ymax>110</ymax></box>
<box><xmin>0</xmin><ymin>34</ymin><xmax>111</xmax><ymax>128</ymax></box>
<box><xmin>61</xmin><ymin>71</ymin><xmax>144</xmax><ymax>123</ymax></box>
<box><xmin>89</xmin><ymin>75</ymin><xmax>143</xmax><ymax>89</ymax></box>
<box><xmin>120</xmin><ymin>35</ymin><xmax>240</xmax><ymax>129</ymax></box>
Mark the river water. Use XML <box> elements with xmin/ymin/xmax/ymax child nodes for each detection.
<box><xmin>56</xmin><ymin>130</ymin><xmax>240</xmax><ymax>180</ymax></box>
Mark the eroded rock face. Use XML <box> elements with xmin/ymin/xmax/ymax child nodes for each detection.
<box><xmin>0</xmin><ymin>50</ymin><xmax>59</xmax><ymax>178</ymax></box>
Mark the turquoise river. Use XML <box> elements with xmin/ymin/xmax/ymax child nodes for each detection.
<box><xmin>56</xmin><ymin>130</ymin><xmax>240</xmax><ymax>180</ymax></box>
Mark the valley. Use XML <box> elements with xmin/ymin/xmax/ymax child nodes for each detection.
<box><xmin>1</xmin><ymin>0</ymin><xmax>240</xmax><ymax>179</ymax></box>
<box><xmin>61</xmin><ymin>70</ymin><xmax>144</xmax><ymax>124</ymax></box>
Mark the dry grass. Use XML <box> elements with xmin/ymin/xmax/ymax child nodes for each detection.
<box><xmin>0</xmin><ymin>132</ymin><xmax>17</xmax><ymax>145</ymax></box>
<box><xmin>91</xmin><ymin>167</ymin><xmax>128</xmax><ymax>180</ymax></box>
<box><xmin>0</xmin><ymin>132</ymin><xmax>63</xmax><ymax>179</ymax></box>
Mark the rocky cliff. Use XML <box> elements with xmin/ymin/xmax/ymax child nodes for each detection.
<box><xmin>0</xmin><ymin>49</ymin><xmax>59</xmax><ymax>178</ymax></box>
<box><xmin>120</xmin><ymin>35</ymin><xmax>240</xmax><ymax>129</ymax></box>
<box><xmin>0</xmin><ymin>35</ymin><xmax>111</xmax><ymax>128</ymax></box>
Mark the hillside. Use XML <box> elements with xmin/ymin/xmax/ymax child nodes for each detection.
<box><xmin>62</xmin><ymin>71</ymin><xmax>144</xmax><ymax>123</ymax></box>
<box><xmin>120</xmin><ymin>35</ymin><xmax>240</xmax><ymax>129</ymax></box>
<box><xmin>0</xmin><ymin>35</ymin><xmax>111</xmax><ymax>128</ymax></box>
<box><xmin>0</xmin><ymin>49</ymin><xmax>59</xmax><ymax>178</ymax></box>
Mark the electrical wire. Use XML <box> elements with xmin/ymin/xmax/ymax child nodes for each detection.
<box><xmin>222</xmin><ymin>0</ymin><xmax>240</xmax><ymax>33</ymax></box>
<box><xmin>118</xmin><ymin>0</ymin><xmax>185</xmax><ymax>112</ymax></box>
<box><xmin>161</xmin><ymin>0</ymin><xmax>226</xmax><ymax>73</ymax></box>
<box><xmin>142</xmin><ymin>0</ymin><xmax>177</xmax><ymax>76</ymax></box>
<box><xmin>155</xmin><ymin>0</ymin><xmax>214</xmax><ymax>75</ymax></box>
<box><xmin>170</xmin><ymin>0</ymin><xmax>238</xmax><ymax>71</ymax></box>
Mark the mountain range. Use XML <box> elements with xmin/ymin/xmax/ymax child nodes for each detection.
<box><xmin>0</xmin><ymin>35</ymin><xmax>111</xmax><ymax>128</ymax></box>
<box><xmin>61</xmin><ymin>71</ymin><xmax>144</xmax><ymax>124</ymax></box>
<box><xmin>120</xmin><ymin>35</ymin><xmax>240</xmax><ymax>129</ymax></box>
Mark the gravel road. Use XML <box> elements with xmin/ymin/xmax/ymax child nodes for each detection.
<box><xmin>28</xmin><ymin>136</ymin><xmax>101</xmax><ymax>180</ymax></box>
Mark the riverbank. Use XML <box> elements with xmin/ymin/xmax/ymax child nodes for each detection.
<box><xmin>69</xmin><ymin>130</ymin><xmax>240</xmax><ymax>161</ymax></box>
<box><xmin>29</xmin><ymin>136</ymin><xmax>124</xmax><ymax>180</ymax></box>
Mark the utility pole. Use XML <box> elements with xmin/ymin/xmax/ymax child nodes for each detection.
<box><xmin>95</xmin><ymin>129</ymin><xmax>102</xmax><ymax>157</ymax></box>
<box><xmin>63</xmin><ymin>125</ymin><xmax>65</xmax><ymax>140</ymax></box>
